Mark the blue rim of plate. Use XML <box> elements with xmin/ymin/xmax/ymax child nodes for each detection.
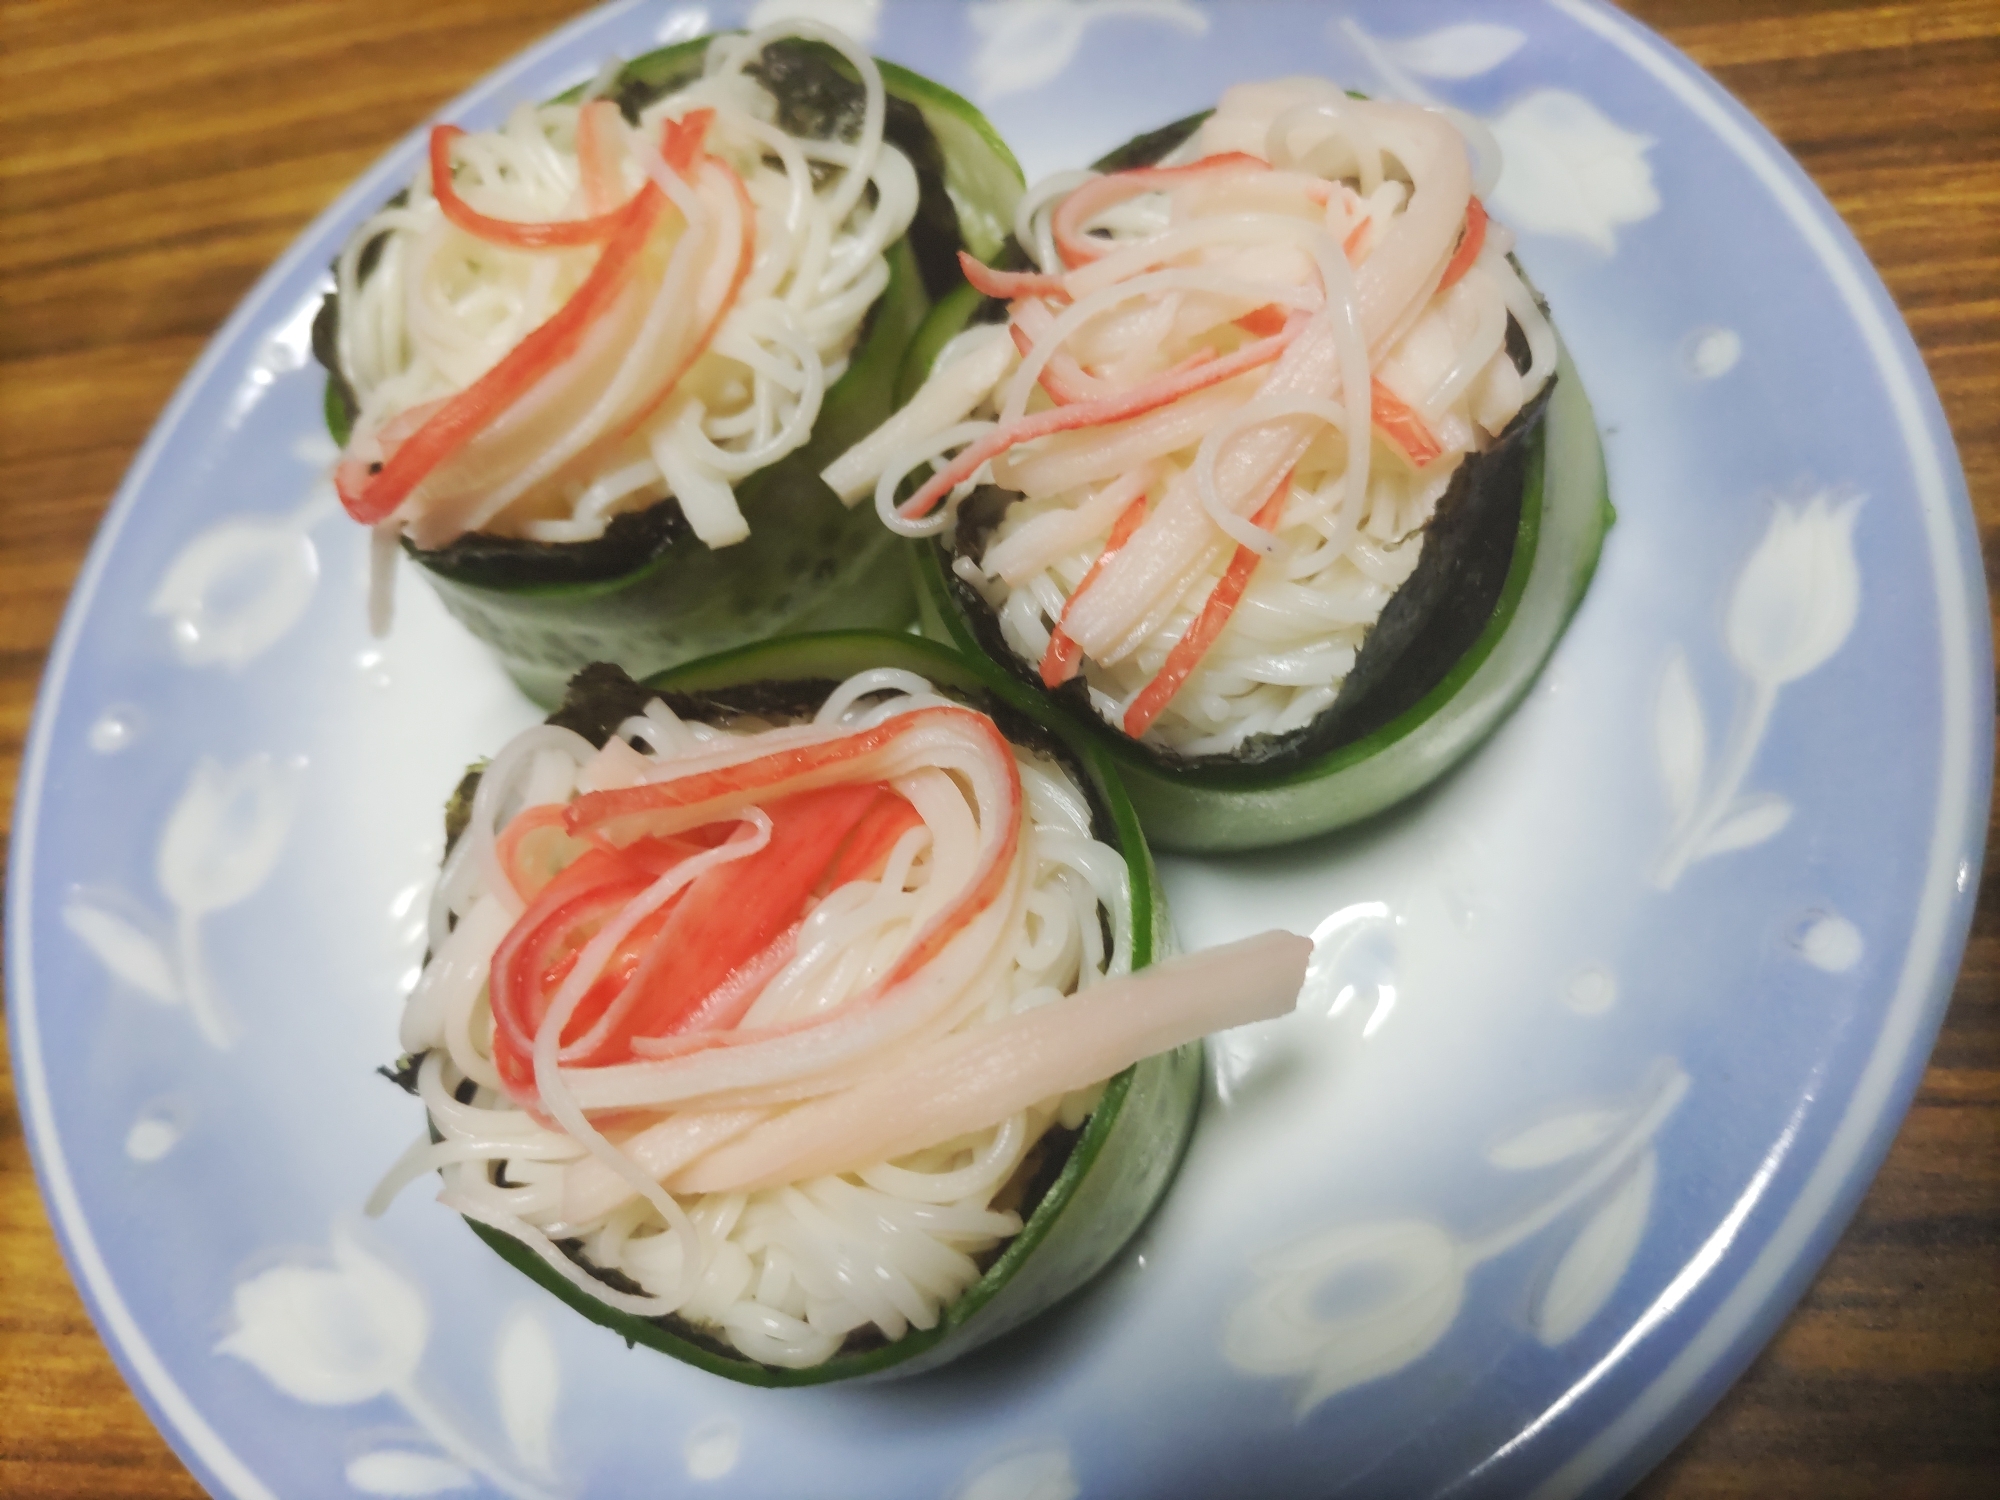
<box><xmin>6</xmin><ymin>3</ymin><xmax>1989</xmax><ymax>1498</ymax></box>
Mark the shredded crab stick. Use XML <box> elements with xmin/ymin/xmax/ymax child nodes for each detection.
<box><xmin>829</xmin><ymin>79</ymin><xmax>1555</xmax><ymax>758</ymax></box>
<box><xmin>342</xmin><ymin>113</ymin><xmax>762</xmax><ymax>549</ymax></box>
<box><xmin>544</xmin><ymin>711</ymin><xmax>1031</xmax><ymax>1115</ymax></box>
<box><xmin>893</xmin><ymin>317</ymin><xmax>1302</xmax><ymax>522</ymax></box>
<box><xmin>678</xmin><ymin>931</ymin><xmax>1310</xmax><ymax>1194</ymax></box>
<box><xmin>380</xmin><ymin>666</ymin><xmax>1310</xmax><ymax>1368</ymax></box>
<box><xmin>1049</xmin><ymin>151</ymin><xmax>1274</xmax><ymax>266</ymax></box>
<box><xmin>327</xmin><ymin>22</ymin><xmax>929</xmax><ymax>616</ymax></box>
<box><xmin>490</xmin><ymin>708</ymin><xmax>1024</xmax><ymax>1110</ymax></box>
<box><xmin>1122</xmin><ymin>469</ymin><xmax>1292</xmax><ymax>737</ymax></box>
<box><xmin>429</xmin><ymin>120</ymin><xmax>639</xmax><ymax>248</ymax></box>
<box><xmin>1042</xmin><ymin>486</ymin><xmax>1150</xmax><ymax>686</ymax></box>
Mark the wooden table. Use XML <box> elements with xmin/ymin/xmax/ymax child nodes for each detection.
<box><xmin>1</xmin><ymin>2</ymin><xmax>1993</xmax><ymax>1494</ymax></box>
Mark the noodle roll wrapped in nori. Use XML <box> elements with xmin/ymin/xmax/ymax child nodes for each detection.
<box><xmin>829</xmin><ymin>81</ymin><xmax>1610</xmax><ymax>850</ymax></box>
<box><xmin>377</xmin><ymin>632</ymin><xmax>1307</xmax><ymax>1383</ymax></box>
<box><xmin>316</xmin><ymin>24</ymin><xmax>1024</xmax><ymax>705</ymax></box>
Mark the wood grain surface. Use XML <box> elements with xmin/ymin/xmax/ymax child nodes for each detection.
<box><xmin>1</xmin><ymin>2</ymin><xmax>1994</xmax><ymax>1495</ymax></box>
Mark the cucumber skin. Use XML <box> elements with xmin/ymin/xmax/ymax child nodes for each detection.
<box><xmin>915</xmin><ymin>346</ymin><xmax>1612</xmax><ymax>852</ymax></box>
<box><xmin>463</xmin><ymin>631</ymin><xmax>1199</xmax><ymax>1386</ymax></box>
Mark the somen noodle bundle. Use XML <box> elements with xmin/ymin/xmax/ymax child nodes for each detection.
<box><xmin>826</xmin><ymin>79</ymin><xmax>1602</xmax><ymax>851</ymax></box>
<box><xmin>373</xmin><ymin>639</ymin><xmax>1308</xmax><ymax>1378</ymax></box>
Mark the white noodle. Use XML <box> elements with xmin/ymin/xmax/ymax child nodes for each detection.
<box><xmin>376</xmin><ymin>671</ymin><xmax>1132</xmax><ymax>1367</ymax></box>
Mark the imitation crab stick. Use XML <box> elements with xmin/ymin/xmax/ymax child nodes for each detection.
<box><xmin>504</xmin><ymin>707</ymin><xmax>1025</xmax><ymax>1112</ymax></box>
<box><xmin>1121</xmin><ymin>468</ymin><xmax>1293</xmax><ymax>737</ymax></box>
<box><xmin>672</xmin><ymin>930</ymin><xmax>1312</xmax><ymax>1194</ymax></box>
<box><xmin>897</xmin><ymin>318</ymin><xmax>1301</xmax><ymax>521</ymax></box>
<box><xmin>1051</xmin><ymin>152</ymin><xmax>1273</xmax><ymax>268</ymax></box>
<box><xmin>431</xmin><ymin>123</ymin><xmax>635</xmax><ymax>248</ymax></box>
<box><xmin>958</xmin><ymin>249</ymin><xmax>1068</xmax><ymax>302</ymax></box>
<box><xmin>491</xmin><ymin>783</ymin><xmax>917</xmax><ymax>1101</ymax></box>
<box><xmin>1372</xmin><ymin>379</ymin><xmax>1443</xmax><ymax>468</ymax></box>
<box><xmin>337</xmin><ymin>111</ymin><xmax>723</xmax><ymax>528</ymax></box>
<box><xmin>1438</xmin><ymin>195</ymin><xmax>1488</xmax><ymax>292</ymax></box>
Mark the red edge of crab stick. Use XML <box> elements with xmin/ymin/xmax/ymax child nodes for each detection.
<box><xmin>1371</xmin><ymin>378</ymin><xmax>1444</xmax><ymax>468</ymax></box>
<box><xmin>1122</xmin><ymin>468</ymin><xmax>1294</xmax><ymax>739</ymax></box>
<box><xmin>431</xmin><ymin>123</ymin><xmax>634</xmax><ymax>249</ymax></box>
<box><xmin>1437</xmin><ymin>195</ymin><xmax>1488</xmax><ymax>293</ymax></box>
<box><xmin>959</xmin><ymin>249</ymin><xmax>1068</xmax><ymax>302</ymax></box>
<box><xmin>555</xmin><ymin>704</ymin><xmax>1021</xmax><ymax>1040</ymax></box>
<box><xmin>491</xmin><ymin>782</ymin><xmax>916</xmax><ymax>1101</ymax></box>
<box><xmin>897</xmin><ymin>317</ymin><xmax>1300</xmax><ymax>522</ymax></box>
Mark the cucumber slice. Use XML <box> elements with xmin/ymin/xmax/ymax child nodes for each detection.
<box><xmin>874</xmin><ymin>60</ymin><xmax>1024</xmax><ymax>265</ymax></box>
<box><xmin>464</xmin><ymin>631</ymin><xmax>1196</xmax><ymax>1385</ymax></box>
<box><xmin>915</xmin><ymin>348</ymin><xmax>1611</xmax><ymax>850</ymax></box>
<box><xmin>326</xmin><ymin>38</ymin><xmax>1027</xmax><ymax>707</ymax></box>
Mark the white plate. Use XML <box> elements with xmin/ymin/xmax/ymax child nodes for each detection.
<box><xmin>9</xmin><ymin>3</ymin><xmax>1987</xmax><ymax>1497</ymax></box>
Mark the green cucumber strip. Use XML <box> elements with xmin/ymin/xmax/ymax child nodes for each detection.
<box><xmin>916</xmin><ymin>345</ymin><xmax>1611</xmax><ymax>851</ymax></box>
<box><xmin>463</xmin><ymin>631</ymin><xmax>1194</xmax><ymax>1385</ymax></box>
<box><xmin>897</xmin><ymin>281</ymin><xmax>987</xmax><ymax>407</ymax></box>
<box><xmin>323</xmin><ymin>373</ymin><xmax>352</xmax><ymax>449</ymax></box>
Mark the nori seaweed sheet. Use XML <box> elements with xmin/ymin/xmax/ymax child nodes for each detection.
<box><xmin>413</xmin><ymin>657</ymin><xmax>1117</xmax><ymax>1361</ymax></box>
<box><xmin>312</xmin><ymin>36</ymin><xmax>969</xmax><ymax>585</ymax></box>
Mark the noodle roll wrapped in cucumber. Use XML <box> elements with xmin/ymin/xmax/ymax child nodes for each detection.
<box><xmin>830</xmin><ymin>80</ymin><xmax>1610</xmax><ymax>851</ymax></box>
<box><xmin>315</xmin><ymin>22</ymin><xmax>1023</xmax><ymax>705</ymax></box>
<box><xmin>377</xmin><ymin>632</ymin><xmax>1308</xmax><ymax>1382</ymax></box>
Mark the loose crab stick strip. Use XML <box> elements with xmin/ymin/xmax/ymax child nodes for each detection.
<box><xmin>1009</xmin><ymin>318</ymin><xmax>1101</xmax><ymax>406</ymax></box>
<box><xmin>896</xmin><ymin>319</ymin><xmax>1300</xmax><ymax>521</ymax></box>
<box><xmin>1437</xmin><ymin>196</ymin><xmax>1488</xmax><ymax>292</ymax></box>
<box><xmin>1010</xmin><ymin>298</ymin><xmax>1221</xmax><ymax>407</ymax></box>
<box><xmin>430</xmin><ymin>122</ymin><xmax>634</xmax><ymax>248</ymax></box>
<box><xmin>1122</xmin><ymin>469</ymin><xmax>1291</xmax><ymax>737</ymax></box>
<box><xmin>1371</xmin><ymin>379</ymin><xmax>1444</xmax><ymax>468</ymax></box>
<box><xmin>1042</xmin><ymin>489</ymin><xmax>1151</xmax><ymax>687</ymax></box>
<box><xmin>958</xmin><ymin>250</ymin><xmax>1068</xmax><ymax>302</ymax></box>
<box><xmin>672</xmin><ymin>930</ymin><xmax>1312</xmax><ymax>1194</ymax></box>
<box><xmin>574</xmin><ymin>99</ymin><xmax>627</xmax><ymax>214</ymax></box>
